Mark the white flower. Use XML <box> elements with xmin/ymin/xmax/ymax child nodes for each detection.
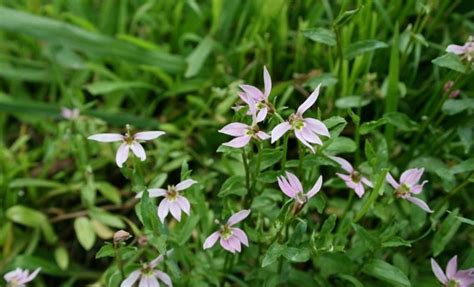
<box><xmin>4</xmin><ymin>268</ymin><xmax>40</xmax><ymax>287</ymax></box>
<box><xmin>121</xmin><ymin>251</ymin><xmax>173</xmax><ymax>287</ymax></box>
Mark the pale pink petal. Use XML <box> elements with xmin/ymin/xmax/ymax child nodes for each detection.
<box><xmin>431</xmin><ymin>258</ymin><xmax>448</xmax><ymax>284</ymax></box>
<box><xmin>130</xmin><ymin>142</ymin><xmax>146</xmax><ymax>161</ymax></box>
<box><xmin>155</xmin><ymin>270</ymin><xmax>173</xmax><ymax>287</ymax></box>
<box><xmin>277</xmin><ymin>176</ymin><xmax>296</xmax><ymax>198</ymax></box>
<box><xmin>240</xmin><ymin>84</ymin><xmax>264</xmax><ymax>101</ymax></box>
<box><xmin>285</xmin><ymin>172</ymin><xmax>303</xmax><ymax>193</ymax></box>
<box><xmin>228</xmin><ymin>236</ymin><xmax>242</xmax><ymax>252</ymax></box>
<box><xmin>361</xmin><ymin>177</ymin><xmax>373</xmax><ymax>188</ymax></box>
<box><xmin>232</xmin><ymin>227</ymin><xmax>249</xmax><ymax>246</ymax></box>
<box><xmin>223</xmin><ymin>135</ymin><xmax>251</xmax><ymax>148</ymax></box>
<box><xmin>134</xmin><ymin>131</ymin><xmax>165</xmax><ymax>141</ymax></box>
<box><xmin>149</xmin><ymin>249</ymin><xmax>173</xmax><ymax>268</ymax></box>
<box><xmin>203</xmin><ymin>231</ymin><xmax>220</xmax><ymax>249</ymax></box>
<box><xmin>294</xmin><ymin>130</ymin><xmax>315</xmax><ymax>153</ymax></box>
<box><xmin>135</xmin><ymin>188</ymin><xmax>166</xmax><ymax>198</ymax></box>
<box><xmin>307</xmin><ymin>175</ymin><xmax>323</xmax><ymax>199</ymax></box>
<box><xmin>256</xmin><ymin>107</ymin><xmax>267</xmax><ymax>123</ymax></box>
<box><xmin>25</xmin><ymin>268</ymin><xmax>41</xmax><ymax>282</ymax></box>
<box><xmin>446</xmin><ymin>44</ymin><xmax>465</xmax><ymax>54</ymax></box>
<box><xmin>411</xmin><ymin>180</ymin><xmax>428</xmax><ymax>194</ymax></box>
<box><xmin>157</xmin><ymin>200</ymin><xmax>170</xmax><ymax>223</ymax></box>
<box><xmin>168</xmin><ymin>202</ymin><xmax>182</xmax><ymax>221</ymax></box>
<box><xmin>271</xmin><ymin>122</ymin><xmax>291</xmax><ymax>143</ymax></box>
<box><xmin>220</xmin><ymin>238</ymin><xmax>236</xmax><ymax>253</ymax></box>
<box><xmin>4</xmin><ymin>268</ymin><xmax>21</xmax><ymax>281</ymax></box>
<box><xmin>336</xmin><ymin>173</ymin><xmax>351</xmax><ymax>182</ymax></box>
<box><xmin>400</xmin><ymin>168</ymin><xmax>423</xmax><ymax>187</ymax></box>
<box><xmin>238</xmin><ymin>92</ymin><xmax>252</xmax><ymax>106</ymax></box>
<box><xmin>446</xmin><ymin>255</ymin><xmax>458</xmax><ymax>279</ymax></box>
<box><xmin>120</xmin><ymin>270</ymin><xmax>141</xmax><ymax>287</ymax></box>
<box><xmin>176</xmin><ymin>196</ymin><xmax>191</xmax><ymax>215</ymax></box>
<box><xmin>257</xmin><ymin>131</ymin><xmax>270</xmax><ymax>140</ymax></box>
<box><xmin>329</xmin><ymin>156</ymin><xmax>354</xmax><ymax>173</ymax></box>
<box><xmin>304</xmin><ymin>118</ymin><xmax>330</xmax><ymax>137</ymax></box>
<box><xmin>386</xmin><ymin>173</ymin><xmax>400</xmax><ymax>189</ymax></box>
<box><xmin>219</xmin><ymin>123</ymin><xmax>248</xmax><ymax>136</ymax></box>
<box><xmin>406</xmin><ymin>197</ymin><xmax>433</xmax><ymax>213</ymax></box>
<box><xmin>116</xmin><ymin>143</ymin><xmax>130</xmax><ymax>168</ymax></box>
<box><xmin>300</xmin><ymin>125</ymin><xmax>323</xmax><ymax>145</ymax></box>
<box><xmin>226</xmin><ymin>209</ymin><xmax>251</xmax><ymax>226</ymax></box>
<box><xmin>175</xmin><ymin>179</ymin><xmax>197</xmax><ymax>191</ymax></box>
<box><xmin>297</xmin><ymin>84</ymin><xmax>321</xmax><ymax>115</ymax></box>
<box><xmin>354</xmin><ymin>183</ymin><xmax>365</xmax><ymax>198</ymax></box>
<box><xmin>263</xmin><ymin>66</ymin><xmax>272</xmax><ymax>99</ymax></box>
<box><xmin>88</xmin><ymin>133</ymin><xmax>124</xmax><ymax>142</ymax></box>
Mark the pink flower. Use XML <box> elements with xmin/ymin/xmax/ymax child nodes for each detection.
<box><xmin>61</xmin><ymin>107</ymin><xmax>80</xmax><ymax>120</ymax></box>
<box><xmin>203</xmin><ymin>209</ymin><xmax>250</xmax><ymax>253</ymax></box>
<box><xmin>330</xmin><ymin>156</ymin><xmax>373</xmax><ymax>198</ymax></box>
<box><xmin>239</xmin><ymin>66</ymin><xmax>273</xmax><ymax>120</ymax></box>
<box><xmin>277</xmin><ymin>171</ymin><xmax>322</xmax><ymax>205</ymax></box>
<box><xmin>88</xmin><ymin>126</ymin><xmax>165</xmax><ymax>168</ymax></box>
<box><xmin>4</xmin><ymin>268</ymin><xmax>40</xmax><ymax>287</ymax></box>
<box><xmin>219</xmin><ymin>95</ymin><xmax>270</xmax><ymax>148</ymax></box>
<box><xmin>136</xmin><ymin>179</ymin><xmax>196</xmax><ymax>223</ymax></box>
<box><xmin>121</xmin><ymin>250</ymin><xmax>173</xmax><ymax>287</ymax></box>
<box><xmin>431</xmin><ymin>255</ymin><xmax>474</xmax><ymax>287</ymax></box>
<box><xmin>386</xmin><ymin>168</ymin><xmax>433</xmax><ymax>213</ymax></box>
<box><xmin>446</xmin><ymin>36</ymin><xmax>474</xmax><ymax>61</ymax></box>
<box><xmin>270</xmin><ymin>84</ymin><xmax>330</xmax><ymax>153</ymax></box>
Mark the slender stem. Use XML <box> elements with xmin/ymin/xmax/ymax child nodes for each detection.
<box><xmin>251</xmin><ymin>142</ymin><xmax>263</xmax><ymax>194</ymax></box>
<box><xmin>281</xmin><ymin>133</ymin><xmax>289</xmax><ymax>171</ymax></box>
<box><xmin>297</xmin><ymin>142</ymin><xmax>304</xmax><ymax>177</ymax></box>
<box><xmin>354</xmin><ymin>169</ymin><xmax>388</xmax><ymax>222</ymax></box>
<box><xmin>242</xmin><ymin>148</ymin><xmax>250</xmax><ymax>196</ymax></box>
<box><xmin>341</xmin><ymin>192</ymin><xmax>354</xmax><ymax>219</ymax></box>
<box><xmin>114</xmin><ymin>243</ymin><xmax>125</xmax><ymax>280</ymax></box>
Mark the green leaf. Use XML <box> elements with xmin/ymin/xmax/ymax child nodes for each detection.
<box><xmin>6</xmin><ymin>205</ymin><xmax>57</xmax><ymax>244</ymax></box>
<box><xmin>84</xmin><ymin>81</ymin><xmax>157</xmax><ymax>95</ymax></box>
<box><xmin>442</xmin><ymin>99</ymin><xmax>474</xmax><ymax>115</ymax></box>
<box><xmin>283</xmin><ymin>247</ymin><xmax>310</xmax><ymax>262</ymax></box>
<box><xmin>432</xmin><ymin>53</ymin><xmax>467</xmax><ymax>73</ymax></box>
<box><xmin>262</xmin><ymin>242</ymin><xmax>285</xmax><ymax>267</ymax></box>
<box><xmin>74</xmin><ymin>217</ymin><xmax>96</xmax><ymax>250</ymax></box>
<box><xmin>335</xmin><ymin>96</ymin><xmax>371</xmax><ymax>109</ymax></box>
<box><xmin>451</xmin><ymin>158</ymin><xmax>474</xmax><ymax>174</ymax></box>
<box><xmin>185</xmin><ymin>36</ymin><xmax>214</xmax><ymax>78</ymax></box>
<box><xmin>362</xmin><ymin>259</ymin><xmax>411</xmax><ymax>286</ymax></box>
<box><xmin>96</xmin><ymin>243</ymin><xmax>115</xmax><ymax>258</ymax></box>
<box><xmin>257</xmin><ymin>148</ymin><xmax>283</xmax><ymax>171</ymax></box>
<box><xmin>176</xmin><ymin>215</ymin><xmax>200</xmax><ymax>246</ymax></box>
<box><xmin>360</xmin><ymin>118</ymin><xmax>388</xmax><ymax>135</ymax></box>
<box><xmin>89</xmin><ymin>208</ymin><xmax>125</xmax><ymax>229</ymax></box>
<box><xmin>383</xmin><ymin>112</ymin><xmax>418</xmax><ymax>131</ymax></box>
<box><xmin>432</xmin><ymin>209</ymin><xmax>462</xmax><ymax>256</ymax></box>
<box><xmin>409</xmin><ymin>156</ymin><xmax>455</xmax><ymax>183</ymax></box>
<box><xmin>325</xmin><ymin>137</ymin><xmax>356</xmax><ymax>154</ymax></box>
<box><xmin>8</xmin><ymin>178</ymin><xmax>64</xmax><ymax>189</ymax></box>
<box><xmin>139</xmin><ymin>189</ymin><xmax>160</xmax><ymax>232</ymax></box>
<box><xmin>333</xmin><ymin>7</ymin><xmax>361</xmax><ymax>27</ymax></box>
<box><xmin>305</xmin><ymin>73</ymin><xmax>339</xmax><ymax>90</ymax></box>
<box><xmin>95</xmin><ymin>182</ymin><xmax>122</xmax><ymax>204</ymax></box>
<box><xmin>302</xmin><ymin>28</ymin><xmax>336</xmax><ymax>46</ymax></box>
<box><xmin>344</xmin><ymin>40</ymin><xmax>388</xmax><ymax>60</ymax></box>
<box><xmin>218</xmin><ymin>176</ymin><xmax>247</xmax><ymax>197</ymax></box>
<box><xmin>54</xmin><ymin>246</ymin><xmax>69</xmax><ymax>270</ymax></box>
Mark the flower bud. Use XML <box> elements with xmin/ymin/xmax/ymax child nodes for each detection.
<box><xmin>113</xmin><ymin>230</ymin><xmax>131</xmax><ymax>243</ymax></box>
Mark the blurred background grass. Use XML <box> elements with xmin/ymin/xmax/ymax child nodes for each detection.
<box><xmin>0</xmin><ymin>0</ymin><xmax>473</xmax><ymax>286</ymax></box>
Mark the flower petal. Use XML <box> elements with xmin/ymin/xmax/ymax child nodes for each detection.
<box><xmin>400</xmin><ymin>168</ymin><xmax>423</xmax><ymax>187</ymax></box>
<box><xmin>157</xmin><ymin>200</ymin><xmax>170</xmax><ymax>223</ymax></box>
<box><xmin>431</xmin><ymin>258</ymin><xmax>448</xmax><ymax>284</ymax></box>
<box><xmin>411</xmin><ymin>180</ymin><xmax>428</xmax><ymax>194</ymax></box>
<box><xmin>240</xmin><ymin>84</ymin><xmax>264</xmax><ymax>101</ymax></box>
<box><xmin>257</xmin><ymin>131</ymin><xmax>270</xmax><ymax>140</ymax></box>
<box><xmin>135</xmin><ymin>188</ymin><xmax>166</xmax><ymax>198</ymax></box>
<box><xmin>228</xmin><ymin>236</ymin><xmax>242</xmax><ymax>252</ymax></box>
<box><xmin>169</xmin><ymin>202</ymin><xmax>182</xmax><ymax>222</ymax></box>
<box><xmin>297</xmin><ymin>84</ymin><xmax>320</xmax><ymax>115</ymax></box>
<box><xmin>263</xmin><ymin>66</ymin><xmax>272</xmax><ymax>99</ymax></box>
<box><xmin>116</xmin><ymin>143</ymin><xmax>130</xmax><ymax>168</ymax></box>
<box><xmin>446</xmin><ymin>255</ymin><xmax>458</xmax><ymax>279</ymax></box>
<box><xmin>304</xmin><ymin>118</ymin><xmax>330</xmax><ymax>137</ymax></box>
<box><xmin>361</xmin><ymin>177</ymin><xmax>373</xmax><ymax>188</ymax></box>
<box><xmin>134</xmin><ymin>131</ymin><xmax>165</xmax><ymax>141</ymax></box>
<box><xmin>175</xmin><ymin>179</ymin><xmax>197</xmax><ymax>191</ymax></box>
<box><xmin>120</xmin><ymin>270</ymin><xmax>141</xmax><ymax>287</ymax></box>
<box><xmin>176</xmin><ymin>196</ymin><xmax>191</xmax><ymax>215</ymax></box>
<box><xmin>25</xmin><ymin>268</ymin><xmax>41</xmax><ymax>282</ymax></box>
<box><xmin>446</xmin><ymin>44</ymin><xmax>465</xmax><ymax>54</ymax></box>
<box><xmin>226</xmin><ymin>209</ymin><xmax>251</xmax><ymax>226</ymax></box>
<box><xmin>307</xmin><ymin>175</ymin><xmax>323</xmax><ymax>199</ymax></box>
<box><xmin>130</xmin><ymin>142</ymin><xmax>146</xmax><ymax>161</ymax></box>
<box><xmin>294</xmin><ymin>130</ymin><xmax>315</xmax><ymax>153</ymax></box>
<box><xmin>232</xmin><ymin>227</ymin><xmax>249</xmax><ymax>246</ymax></box>
<box><xmin>300</xmin><ymin>125</ymin><xmax>323</xmax><ymax>145</ymax></box>
<box><xmin>285</xmin><ymin>171</ymin><xmax>303</xmax><ymax>193</ymax></box>
<box><xmin>271</xmin><ymin>122</ymin><xmax>291</xmax><ymax>143</ymax></box>
<box><xmin>88</xmin><ymin>133</ymin><xmax>124</xmax><ymax>142</ymax></box>
<box><xmin>386</xmin><ymin>172</ymin><xmax>400</xmax><ymax>189</ymax></box>
<box><xmin>223</xmin><ymin>135</ymin><xmax>251</xmax><ymax>148</ymax></box>
<box><xmin>406</xmin><ymin>197</ymin><xmax>433</xmax><ymax>213</ymax></box>
<box><xmin>277</xmin><ymin>176</ymin><xmax>296</xmax><ymax>198</ymax></box>
<box><xmin>354</xmin><ymin>183</ymin><xmax>365</xmax><ymax>198</ymax></box>
<box><xmin>218</xmin><ymin>123</ymin><xmax>248</xmax><ymax>136</ymax></box>
<box><xmin>220</xmin><ymin>238</ymin><xmax>236</xmax><ymax>253</ymax></box>
<box><xmin>203</xmin><ymin>231</ymin><xmax>220</xmax><ymax>249</ymax></box>
<box><xmin>329</xmin><ymin>156</ymin><xmax>354</xmax><ymax>173</ymax></box>
<box><xmin>155</xmin><ymin>270</ymin><xmax>173</xmax><ymax>287</ymax></box>
<box><xmin>256</xmin><ymin>107</ymin><xmax>267</xmax><ymax>123</ymax></box>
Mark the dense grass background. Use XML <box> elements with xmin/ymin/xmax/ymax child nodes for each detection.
<box><xmin>0</xmin><ymin>0</ymin><xmax>473</xmax><ymax>286</ymax></box>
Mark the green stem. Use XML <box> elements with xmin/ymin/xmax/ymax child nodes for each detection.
<box><xmin>341</xmin><ymin>192</ymin><xmax>354</xmax><ymax>219</ymax></box>
<box><xmin>242</xmin><ymin>148</ymin><xmax>250</xmax><ymax>196</ymax></box>
<box><xmin>281</xmin><ymin>133</ymin><xmax>289</xmax><ymax>171</ymax></box>
<box><xmin>354</xmin><ymin>169</ymin><xmax>388</xmax><ymax>222</ymax></box>
<box><xmin>114</xmin><ymin>243</ymin><xmax>125</xmax><ymax>280</ymax></box>
<box><xmin>297</xmin><ymin>141</ymin><xmax>304</xmax><ymax>177</ymax></box>
<box><xmin>251</xmin><ymin>142</ymin><xmax>263</xmax><ymax>194</ymax></box>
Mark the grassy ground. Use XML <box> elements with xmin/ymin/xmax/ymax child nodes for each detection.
<box><xmin>0</xmin><ymin>0</ymin><xmax>473</xmax><ymax>286</ymax></box>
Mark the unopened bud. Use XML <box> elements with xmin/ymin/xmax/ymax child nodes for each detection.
<box><xmin>113</xmin><ymin>230</ymin><xmax>131</xmax><ymax>243</ymax></box>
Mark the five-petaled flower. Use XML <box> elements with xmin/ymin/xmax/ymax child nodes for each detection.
<box><xmin>239</xmin><ymin>66</ymin><xmax>274</xmax><ymax>120</ymax></box>
<box><xmin>219</xmin><ymin>95</ymin><xmax>270</xmax><ymax>148</ymax></box>
<box><xmin>277</xmin><ymin>171</ymin><xmax>323</xmax><ymax>205</ymax></box>
<box><xmin>271</xmin><ymin>84</ymin><xmax>330</xmax><ymax>153</ymax></box>
<box><xmin>386</xmin><ymin>168</ymin><xmax>433</xmax><ymax>213</ymax></box>
<box><xmin>136</xmin><ymin>179</ymin><xmax>196</xmax><ymax>223</ymax></box>
<box><xmin>121</xmin><ymin>250</ymin><xmax>173</xmax><ymax>287</ymax></box>
<box><xmin>446</xmin><ymin>36</ymin><xmax>474</xmax><ymax>62</ymax></box>
<box><xmin>330</xmin><ymin>156</ymin><xmax>373</xmax><ymax>198</ymax></box>
<box><xmin>203</xmin><ymin>209</ymin><xmax>250</xmax><ymax>253</ymax></box>
<box><xmin>431</xmin><ymin>255</ymin><xmax>474</xmax><ymax>287</ymax></box>
<box><xmin>4</xmin><ymin>267</ymin><xmax>40</xmax><ymax>287</ymax></box>
<box><xmin>88</xmin><ymin>125</ymin><xmax>165</xmax><ymax>168</ymax></box>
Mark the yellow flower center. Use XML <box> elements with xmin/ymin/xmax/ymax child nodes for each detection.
<box><xmin>220</xmin><ymin>225</ymin><xmax>233</xmax><ymax>240</ymax></box>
